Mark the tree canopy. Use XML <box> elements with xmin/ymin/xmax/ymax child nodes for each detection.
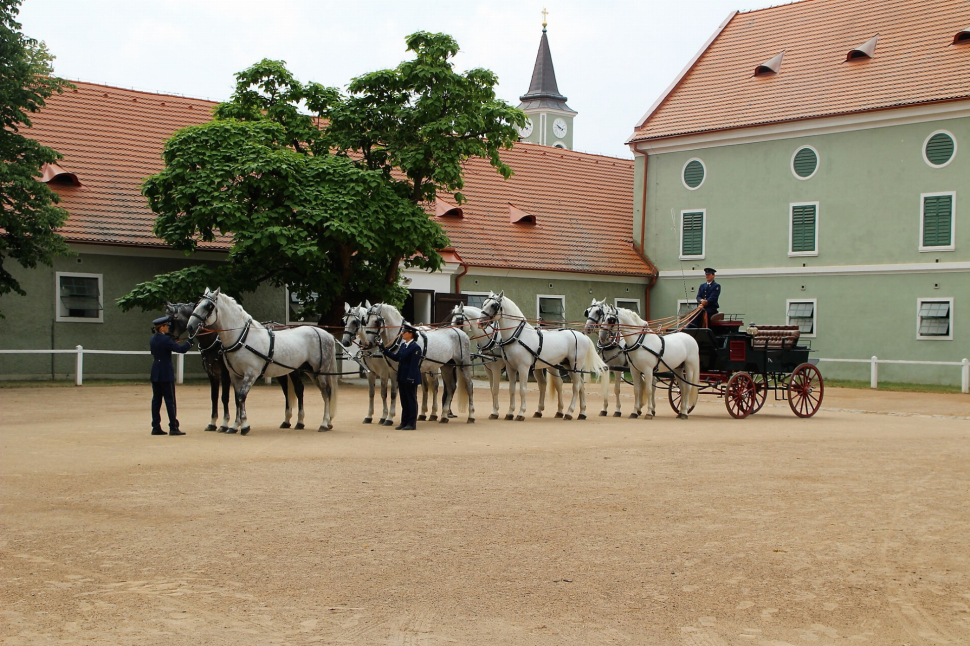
<box><xmin>0</xmin><ymin>0</ymin><xmax>72</xmax><ymax>316</ymax></box>
<box><xmin>119</xmin><ymin>32</ymin><xmax>526</xmax><ymax>324</ymax></box>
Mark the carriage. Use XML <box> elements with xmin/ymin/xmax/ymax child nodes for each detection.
<box><xmin>658</xmin><ymin>314</ymin><xmax>824</xmax><ymax>419</ymax></box>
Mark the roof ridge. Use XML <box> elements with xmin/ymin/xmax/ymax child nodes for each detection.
<box><xmin>737</xmin><ymin>0</ymin><xmax>816</xmax><ymax>16</ymax></box>
<box><xmin>62</xmin><ymin>79</ymin><xmax>221</xmax><ymax>105</ymax></box>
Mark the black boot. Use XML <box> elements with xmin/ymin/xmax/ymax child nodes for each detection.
<box><xmin>151</xmin><ymin>428</ymin><xmax>167</xmax><ymax>435</ymax></box>
<box><xmin>169</xmin><ymin>428</ymin><xmax>186</xmax><ymax>436</ymax></box>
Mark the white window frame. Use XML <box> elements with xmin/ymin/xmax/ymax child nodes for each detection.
<box><xmin>284</xmin><ymin>286</ymin><xmax>321</xmax><ymax>326</ymax></box>
<box><xmin>679</xmin><ymin>208</ymin><xmax>706</xmax><ymax>260</ymax></box>
<box><xmin>461</xmin><ymin>291</ymin><xmax>491</xmax><ymax>311</ymax></box>
<box><xmin>614</xmin><ymin>298</ymin><xmax>641</xmax><ymax>315</ymax></box>
<box><xmin>676</xmin><ymin>299</ymin><xmax>697</xmax><ymax>320</ymax></box>
<box><xmin>536</xmin><ymin>294</ymin><xmax>566</xmax><ymax>325</ymax></box>
<box><xmin>922</xmin><ymin>130</ymin><xmax>957</xmax><ymax>169</ymax></box>
<box><xmin>790</xmin><ymin>145</ymin><xmax>820</xmax><ymax>180</ymax></box>
<box><xmin>919</xmin><ymin>191</ymin><xmax>956</xmax><ymax>253</ymax></box>
<box><xmin>681</xmin><ymin>158</ymin><xmax>706</xmax><ymax>191</ymax></box>
<box><xmin>789</xmin><ymin>201</ymin><xmax>820</xmax><ymax>258</ymax></box>
<box><xmin>786</xmin><ymin>298</ymin><xmax>817</xmax><ymax>338</ymax></box>
<box><xmin>916</xmin><ymin>297</ymin><xmax>953</xmax><ymax>341</ymax></box>
<box><xmin>55</xmin><ymin>272</ymin><xmax>103</xmax><ymax>323</ymax></box>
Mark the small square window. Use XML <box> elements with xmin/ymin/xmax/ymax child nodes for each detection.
<box><xmin>615</xmin><ymin>298</ymin><xmax>640</xmax><ymax>315</ymax></box>
<box><xmin>463</xmin><ymin>293</ymin><xmax>489</xmax><ymax>310</ymax></box>
<box><xmin>56</xmin><ymin>272</ymin><xmax>103</xmax><ymax>322</ymax></box>
<box><xmin>677</xmin><ymin>300</ymin><xmax>697</xmax><ymax>318</ymax></box>
<box><xmin>917</xmin><ymin>299</ymin><xmax>952</xmax><ymax>339</ymax></box>
<box><xmin>286</xmin><ymin>288</ymin><xmax>321</xmax><ymax>325</ymax></box>
<box><xmin>786</xmin><ymin>299</ymin><xmax>816</xmax><ymax>336</ymax></box>
<box><xmin>537</xmin><ymin>295</ymin><xmax>566</xmax><ymax>325</ymax></box>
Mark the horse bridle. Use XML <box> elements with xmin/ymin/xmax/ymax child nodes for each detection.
<box><xmin>586</xmin><ymin>303</ymin><xmax>622</xmax><ymax>349</ymax></box>
<box><xmin>454</xmin><ymin>309</ymin><xmax>499</xmax><ymax>352</ymax></box>
<box><xmin>188</xmin><ymin>292</ymin><xmax>218</xmax><ymax>339</ymax></box>
<box><xmin>341</xmin><ymin>310</ymin><xmax>363</xmax><ymax>344</ymax></box>
<box><xmin>363</xmin><ymin>304</ymin><xmax>403</xmax><ymax>350</ymax></box>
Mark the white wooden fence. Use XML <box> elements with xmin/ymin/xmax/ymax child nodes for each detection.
<box><xmin>2</xmin><ymin>347</ymin><xmax>968</xmax><ymax>393</ymax></box>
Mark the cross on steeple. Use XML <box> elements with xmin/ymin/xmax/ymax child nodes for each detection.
<box><xmin>542</xmin><ymin>8</ymin><xmax>548</xmax><ymax>31</ymax></box>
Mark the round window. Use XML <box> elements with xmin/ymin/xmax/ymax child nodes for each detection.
<box><xmin>924</xmin><ymin>131</ymin><xmax>956</xmax><ymax>167</ymax></box>
<box><xmin>682</xmin><ymin>159</ymin><xmax>705</xmax><ymax>189</ymax></box>
<box><xmin>792</xmin><ymin>146</ymin><xmax>818</xmax><ymax>179</ymax></box>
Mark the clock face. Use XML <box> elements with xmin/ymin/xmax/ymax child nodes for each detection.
<box><xmin>518</xmin><ymin>118</ymin><xmax>533</xmax><ymax>138</ymax></box>
<box><xmin>553</xmin><ymin>118</ymin><xmax>568</xmax><ymax>138</ymax></box>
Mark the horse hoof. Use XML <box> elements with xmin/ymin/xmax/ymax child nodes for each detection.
<box><xmin>489</xmin><ymin>414</ymin><xmax>499</xmax><ymax>420</ymax></box>
<box><xmin>381</xmin><ymin>419</ymin><xmax>394</xmax><ymax>427</ymax></box>
<box><xmin>280</xmin><ymin>422</ymin><xmax>291</xmax><ymax>429</ymax></box>
<box><xmin>295</xmin><ymin>423</ymin><xmax>305</xmax><ymax>430</ymax></box>
<box><xmin>677</xmin><ymin>414</ymin><xmax>689</xmax><ymax>420</ymax></box>
<box><xmin>363</xmin><ymin>417</ymin><xmax>373</xmax><ymax>424</ymax></box>
<box><xmin>598</xmin><ymin>411</ymin><xmax>607</xmax><ymax>417</ymax></box>
<box><xmin>429</xmin><ymin>415</ymin><xmax>438</xmax><ymax>422</ymax></box>
<box><xmin>578</xmin><ymin>414</ymin><xmax>587</xmax><ymax>420</ymax></box>
<box><xmin>644</xmin><ymin>414</ymin><xmax>655</xmax><ymax>420</ymax></box>
<box><xmin>467</xmin><ymin>418</ymin><xmax>475</xmax><ymax>424</ymax></box>
<box><xmin>564</xmin><ymin>414</ymin><xmax>573</xmax><ymax>421</ymax></box>
<box><xmin>628</xmin><ymin>413</ymin><xmax>639</xmax><ymax>419</ymax></box>
<box><xmin>533</xmin><ymin>412</ymin><xmax>542</xmax><ymax>418</ymax></box>
<box><xmin>240</xmin><ymin>427</ymin><xmax>250</xmax><ymax>436</ymax></box>
<box><xmin>225</xmin><ymin>428</ymin><xmax>238</xmax><ymax>434</ymax></box>
<box><xmin>439</xmin><ymin>417</ymin><xmax>449</xmax><ymax>424</ymax></box>
<box><xmin>204</xmin><ymin>424</ymin><xmax>218</xmax><ymax>432</ymax></box>
<box><xmin>318</xmin><ymin>425</ymin><xmax>332</xmax><ymax>432</ymax></box>
<box><xmin>447</xmin><ymin>413</ymin><xmax>457</xmax><ymax>419</ymax></box>
<box><xmin>418</xmin><ymin>415</ymin><xmax>427</xmax><ymax>422</ymax></box>
<box><xmin>505</xmin><ymin>414</ymin><xmax>514</xmax><ymax>421</ymax></box>
<box><xmin>555</xmin><ymin>412</ymin><xmax>564</xmax><ymax>419</ymax></box>
<box><xmin>514</xmin><ymin>415</ymin><xmax>525</xmax><ymax>422</ymax></box>
<box><xmin>217</xmin><ymin>426</ymin><xmax>229</xmax><ymax>433</ymax></box>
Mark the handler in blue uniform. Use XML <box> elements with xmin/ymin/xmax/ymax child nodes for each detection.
<box><xmin>150</xmin><ymin>315</ymin><xmax>193</xmax><ymax>436</ymax></box>
<box><xmin>690</xmin><ymin>268</ymin><xmax>721</xmax><ymax>328</ymax></box>
<box><xmin>379</xmin><ymin>324</ymin><xmax>422</xmax><ymax>431</ymax></box>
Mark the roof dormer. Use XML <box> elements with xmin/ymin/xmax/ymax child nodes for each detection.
<box><xmin>434</xmin><ymin>198</ymin><xmax>463</xmax><ymax>218</ymax></box>
<box><xmin>954</xmin><ymin>26</ymin><xmax>970</xmax><ymax>45</ymax></box>
<box><xmin>38</xmin><ymin>163</ymin><xmax>81</xmax><ymax>186</ymax></box>
<box><xmin>509</xmin><ymin>203</ymin><xmax>535</xmax><ymax>224</ymax></box>
<box><xmin>846</xmin><ymin>34</ymin><xmax>878</xmax><ymax>61</ymax></box>
<box><xmin>754</xmin><ymin>51</ymin><xmax>784</xmax><ymax>76</ymax></box>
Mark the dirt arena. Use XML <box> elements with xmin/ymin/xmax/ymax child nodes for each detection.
<box><xmin>2</xmin><ymin>380</ymin><xmax>968</xmax><ymax>646</ymax></box>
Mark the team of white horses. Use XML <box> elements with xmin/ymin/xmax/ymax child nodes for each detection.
<box><xmin>184</xmin><ymin>287</ymin><xmax>700</xmax><ymax>435</ymax></box>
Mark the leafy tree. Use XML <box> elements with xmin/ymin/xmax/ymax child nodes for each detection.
<box><xmin>119</xmin><ymin>32</ymin><xmax>526</xmax><ymax>325</ymax></box>
<box><xmin>0</xmin><ymin>0</ymin><xmax>72</xmax><ymax>315</ymax></box>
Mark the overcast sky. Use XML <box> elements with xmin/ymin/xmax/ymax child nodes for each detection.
<box><xmin>19</xmin><ymin>0</ymin><xmax>765</xmax><ymax>159</ymax></box>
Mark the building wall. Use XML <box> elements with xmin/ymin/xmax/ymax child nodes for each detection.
<box><xmin>641</xmin><ymin>115</ymin><xmax>969</xmax><ymax>384</ymax></box>
<box><xmin>0</xmin><ymin>248</ymin><xmax>285</xmax><ymax>380</ymax></box>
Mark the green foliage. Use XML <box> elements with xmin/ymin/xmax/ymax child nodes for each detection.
<box><xmin>122</xmin><ymin>32</ymin><xmax>524</xmax><ymax>324</ymax></box>
<box><xmin>0</xmin><ymin>0</ymin><xmax>73</xmax><ymax>315</ymax></box>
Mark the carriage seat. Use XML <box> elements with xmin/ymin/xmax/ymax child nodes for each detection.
<box><xmin>751</xmin><ymin>325</ymin><xmax>801</xmax><ymax>349</ymax></box>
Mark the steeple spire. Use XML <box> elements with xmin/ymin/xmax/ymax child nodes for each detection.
<box><xmin>518</xmin><ymin>16</ymin><xmax>573</xmax><ymax>113</ymax></box>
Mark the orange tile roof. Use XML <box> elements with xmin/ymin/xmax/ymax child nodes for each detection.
<box><xmin>434</xmin><ymin>144</ymin><xmax>655</xmax><ymax>278</ymax></box>
<box><xmin>27</xmin><ymin>82</ymin><xmax>227</xmax><ymax>249</ymax></box>
<box><xmin>629</xmin><ymin>0</ymin><xmax>970</xmax><ymax>143</ymax></box>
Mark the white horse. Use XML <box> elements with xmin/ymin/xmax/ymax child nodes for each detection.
<box><xmin>341</xmin><ymin>303</ymin><xmax>398</xmax><ymax>426</ymax></box>
<box><xmin>450</xmin><ymin>303</ymin><xmax>565</xmax><ymax>420</ymax></box>
<box><xmin>583</xmin><ymin>301</ymin><xmax>638</xmax><ymax>418</ymax></box>
<box><xmin>362</xmin><ymin>302</ymin><xmax>476</xmax><ymax>423</ymax></box>
<box><xmin>186</xmin><ymin>288</ymin><xmax>339</xmax><ymax>434</ymax></box>
<box><xmin>478</xmin><ymin>291</ymin><xmax>608</xmax><ymax>421</ymax></box>
<box><xmin>584</xmin><ymin>299</ymin><xmax>700</xmax><ymax>419</ymax></box>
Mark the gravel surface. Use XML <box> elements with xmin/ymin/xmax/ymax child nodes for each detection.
<box><xmin>2</xmin><ymin>381</ymin><xmax>969</xmax><ymax>645</ymax></box>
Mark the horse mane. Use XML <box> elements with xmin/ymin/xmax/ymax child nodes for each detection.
<box><xmin>615</xmin><ymin>307</ymin><xmax>647</xmax><ymax>327</ymax></box>
<box><xmin>217</xmin><ymin>292</ymin><xmax>264</xmax><ymax>330</ymax></box>
<box><xmin>498</xmin><ymin>295</ymin><xmax>525</xmax><ymax>320</ymax></box>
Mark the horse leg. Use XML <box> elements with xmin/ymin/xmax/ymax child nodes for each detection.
<box><xmin>462</xmin><ymin>365</ymin><xmax>475</xmax><ymax>423</ymax></box>
<box><xmin>505</xmin><ymin>368</ymin><xmax>517</xmax><ymax>420</ymax></box>
<box><xmin>642</xmin><ymin>370</ymin><xmax>656</xmax><ymax>419</ymax></box>
<box><xmin>515</xmin><ymin>366</ymin><xmax>528</xmax><ymax>421</ymax></box>
<box><xmin>278</xmin><ymin>375</ymin><xmax>293</xmax><ymax>428</ymax></box>
<box><xmin>486</xmin><ymin>363</ymin><xmax>501</xmax><ymax>419</ymax></box>
<box><xmin>578</xmin><ymin>374</ymin><xmax>588</xmax><ymax>420</ymax></box>
<box><xmin>386</xmin><ymin>375</ymin><xmax>398</xmax><ymax>426</ymax></box>
<box><xmin>365</xmin><ymin>371</ymin><xmax>376</xmax><ymax>424</ymax></box>
<box><xmin>599</xmin><ymin>369</ymin><xmax>611</xmax><ymax>417</ymax></box>
<box><xmin>553</xmin><ymin>370</ymin><xmax>565</xmax><ymax>417</ymax></box>
<box><xmin>429</xmin><ymin>373</ymin><xmax>440</xmax><ymax>422</ymax></box>
<box><xmin>219</xmin><ymin>366</ymin><xmax>231</xmax><ymax>432</ymax></box>
<box><xmin>563</xmin><ymin>372</ymin><xmax>581</xmax><ymax>420</ymax></box>
<box><xmin>206</xmin><ymin>373</ymin><xmax>220</xmax><ymax>431</ymax></box>
<box><xmin>230</xmin><ymin>373</ymin><xmax>256</xmax><ymax>435</ymax></box>
<box><xmin>438</xmin><ymin>366</ymin><xmax>456</xmax><ymax>423</ymax></box>
<box><xmin>294</xmin><ymin>371</ymin><xmax>306</xmax><ymax>429</ymax></box>
<box><xmin>534</xmin><ymin>368</ymin><xmax>547</xmax><ymax>418</ymax></box>
<box><xmin>312</xmin><ymin>373</ymin><xmax>334</xmax><ymax>431</ymax></box>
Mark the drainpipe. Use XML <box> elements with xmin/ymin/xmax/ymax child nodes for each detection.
<box><xmin>454</xmin><ymin>261</ymin><xmax>469</xmax><ymax>294</ymax></box>
<box><xmin>644</xmin><ymin>274</ymin><xmax>657</xmax><ymax>321</ymax></box>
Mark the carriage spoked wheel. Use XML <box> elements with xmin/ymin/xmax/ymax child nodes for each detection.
<box><xmin>788</xmin><ymin>363</ymin><xmax>824</xmax><ymax>418</ymax></box>
<box><xmin>724</xmin><ymin>372</ymin><xmax>756</xmax><ymax>419</ymax></box>
<box><xmin>750</xmin><ymin>373</ymin><xmax>768</xmax><ymax>415</ymax></box>
<box><xmin>667</xmin><ymin>380</ymin><xmax>696</xmax><ymax>415</ymax></box>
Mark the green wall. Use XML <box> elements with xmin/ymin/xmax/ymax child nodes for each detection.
<box><xmin>642</xmin><ymin>115</ymin><xmax>970</xmax><ymax>385</ymax></box>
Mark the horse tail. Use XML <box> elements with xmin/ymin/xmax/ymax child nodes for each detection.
<box><xmin>456</xmin><ymin>366</ymin><xmax>468</xmax><ymax>415</ymax></box>
<box><xmin>687</xmin><ymin>340</ymin><xmax>701</xmax><ymax>411</ymax></box>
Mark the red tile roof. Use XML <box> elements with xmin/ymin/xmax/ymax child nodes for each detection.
<box><xmin>434</xmin><ymin>144</ymin><xmax>655</xmax><ymax>278</ymax></box>
<box><xmin>28</xmin><ymin>82</ymin><xmax>226</xmax><ymax>249</ymax></box>
<box><xmin>629</xmin><ymin>0</ymin><xmax>970</xmax><ymax>143</ymax></box>
<box><xmin>28</xmin><ymin>82</ymin><xmax>654</xmax><ymax>277</ymax></box>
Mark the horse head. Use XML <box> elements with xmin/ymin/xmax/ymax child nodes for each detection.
<box><xmin>340</xmin><ymin>302</ymin><xmax>364</xmax><ymax>348</ymax></box>
<box><xmin>186</xmin><ymin>287</ymin><xmax>220</xmax><ymax>339</ymax></box>
<box><xmin>583</xmin><ymin>298</ymin><xmax>609</xmax><ymax>335</ymax></box>
<box><xmin>479</xmin><ymin>290</ymin><xmax>504</xmax><ymax>326</ymax></box>
<box><xmin>360</xmin><ymin>302</ymin><xmax>385</xmax><ymax>349</ymax></box>
<box><xmin>165</xmin><ymin>302</ymin><xmax>197</xmax><ymax>339</ymax></box>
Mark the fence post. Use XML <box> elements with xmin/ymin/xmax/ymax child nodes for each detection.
<box><xmin>176</xmin><ymin>353</ymin><xmax>184</xmax><ymax>385</ymax></box>
<box><xmin>962</xmin><ymin>358</ymin><xmax>969</xmax><ymax>394</ymax></box>
<box><xmin>870</xmin><ymin>356</ymin><xmax>878</xmax><ymax>389</ymax></box>
<box><xmin>75</xmin><ymin>345</ymin><xmax>84</xmax><ymax>386</ymax></box>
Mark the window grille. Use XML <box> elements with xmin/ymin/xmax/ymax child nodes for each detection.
<box><xmin>59</xmin><ymin>275</ymin><xmax>101</xmax><ymax>319</ymax></box>
<box><xmin>538</xmin><ymin>297</ymin><xmax>566</xmax><ymax>324</ymax></box>
<box><xmin>787</xmin><ymin>301</ymin><xmax>815</xmax><ymax>334</ymax></box>
<box><xmin>925</xmin><ymin>132</ymin><xmax>955</xmax><ymax>167</ymax></box>
<box><xmin>616</xmin><ymin>299</ymin><xmax>640</xmax><ymax>315</ymax></box>
<box><xmin>677</xmin><ymin>301</ymin><xmax>697</xmax><ymax>318</ymax></box>
<box><xmin>918</xmin><ymin>301</ymin><xmax>950</xmax><ymax>337</ymax></box>
<box><xmin>465</xmin><ymin>294</ymin><xmax>487</xmax><ymax>310</ymax></box>
<box><xmin>683</xmin><ymin>160</ymin><xmax>705</xmax><ymax>189</ymax></box>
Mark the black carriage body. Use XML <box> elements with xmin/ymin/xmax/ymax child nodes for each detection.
<box><xmin>682</xmin><ymin>327</ymin><xmax>811</xmax><ymax>378</ymax></box>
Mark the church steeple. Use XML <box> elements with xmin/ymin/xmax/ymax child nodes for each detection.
<box><xmin>517</xmin><ymin>11</ymin><xmax>577</xmax><ymax>149</ymax></box>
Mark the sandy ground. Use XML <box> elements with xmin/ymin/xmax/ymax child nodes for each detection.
<box><xmin>1</xmin><ymin>379</ymin><xmax>969</xmax><ymax>646</ymax></box>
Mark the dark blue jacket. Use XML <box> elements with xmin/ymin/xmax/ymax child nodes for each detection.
<box><xmin>697</xmin><ymin>280</ymin><xmax>721</xmax><ymax>316</ymax></box>
<box><xmin>383</xmin><ymin>340</ymin><xmax>423</xmax><ymax>384</ymax></box>
<box><xmin>150</xmin><ymin>333</ymin><xmax>192</xmax><ymax>382</ymax></box>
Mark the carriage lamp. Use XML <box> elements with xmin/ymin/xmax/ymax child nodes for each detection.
<box><xmin>747</xmin><ymin>325</ymin><xmax>759</xmax><ymax>336</ymax></box>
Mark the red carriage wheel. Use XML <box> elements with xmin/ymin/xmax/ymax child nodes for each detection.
<box><xmin>788</xmin><ymin>363</ymin><xmax>824</xmax><ymax>417</ymax></box>
<box><xmin>667</xmin><ymin>380</ymin><xmax>697</xmax><ymax>415</ymax></box>
<box><xmin>724</xmin><ymin>372</ymin><xmax>756</xmax><ymax>419</ymax></box>
<box><xmin>750</xmin><ymin>373</ymin><xmax>768</xmax><ymax>414</ymax></box>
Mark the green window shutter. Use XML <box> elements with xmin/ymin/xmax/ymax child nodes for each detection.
<box><xmin>925</xmin><ymin>133</ymin><xmax>955</xmax><ymax>166</ymax></box>
<box><xmin>683</xmin><ymin>160</ymin><xmax>705</xmax><ymax>188</ymax></box>
<box><xmin>682</xmin><ymin>212</ymin><xmax>704</xmax><ymax>256</ymax></box>
<box><xmin>922</xmin><ymin>195</ymin><xmax>953</xmax><ymax>247</ymax></box>
<box><xmin>791</xmin><ymin>205</ymin><xmax>816</xmax><ymax>253</ymax></box>
<box><xmin>793</xmin><ymin>147</ymin><xmax>818</xmax><ymax>178</ymax></box>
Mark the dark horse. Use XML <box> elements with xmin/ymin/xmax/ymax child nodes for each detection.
<box><xmin>166</xmin><ymin>303</ymin><xmax>305</xmax><ymax>431</ymax></box>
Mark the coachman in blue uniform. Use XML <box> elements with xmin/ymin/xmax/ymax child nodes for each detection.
<box><xmin>379</xmin><ymin>324</ymin><xmax>422</xmax><ymax>430</ymax></box>
<box><xmin>691</xmin><ymin>268</ymin><xmax>721</xmax><ymax>328</ymax></box>
<box><xmin>150</xmin><ymin>315</ymin><xmax>193</xmax><ymax>436</ymax></box>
